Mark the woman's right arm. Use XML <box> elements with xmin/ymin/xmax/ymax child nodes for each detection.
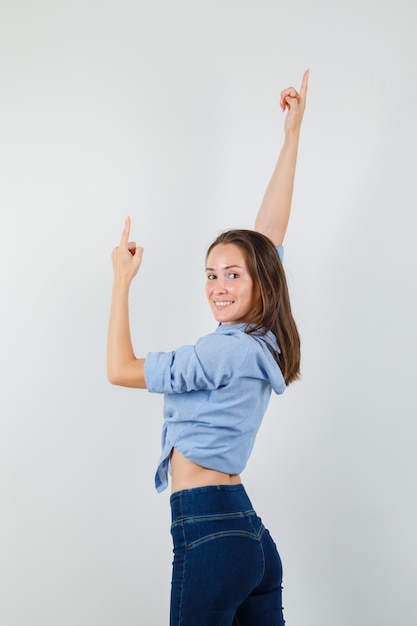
<box><xmin>107</xmin><ymin>216</ymin><xmax>147</xmax><ymax>388</ymax></box>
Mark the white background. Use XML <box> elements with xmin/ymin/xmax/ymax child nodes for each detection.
<box><xmin>1</xmin><ymin>1</ymin><xmax>417</xmax><ymax>624</ymax></box>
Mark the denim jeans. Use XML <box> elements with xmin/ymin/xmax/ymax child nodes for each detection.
<box><xmin>170</xmin><ymin>484</ymin><xmax>285</xmax><ymax>625</ymax></box>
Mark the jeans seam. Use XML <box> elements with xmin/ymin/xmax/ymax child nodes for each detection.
<box><xmin>249</xmin><ymin>518</ymin><xmax>266</xmax><ymax>588</ymax></box>
<box><xmin>256</xmin><ymin>522</ymin><xmax>265</xmax><ymax>541</ymax></box>
<box><xmin>177</xmin><ymin>494</ymin><xmax>186</xmax><ymax>625</ymax></box>
<box><xmin>259</xmin><ymin>531</ymin><xmax>266</xmax><ymax>588</ymax></box>
<box><xmin>171</xmin><ymin>509</ymin><xmax>256</xmax><ymax>529</ymax></box>
<box><xmin>186</xmin><ymin>529</ymin><xmax>261</xmax><ymax>551</ymax></box>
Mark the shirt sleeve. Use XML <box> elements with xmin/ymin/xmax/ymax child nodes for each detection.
<box><xmin>145</xmin><ymin>332</ymin><xmax>249</xmax><ymax>394</ymax></box>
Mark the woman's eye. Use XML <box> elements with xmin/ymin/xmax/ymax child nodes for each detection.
<box><xmin>228</xmin><ymin>272</ymin><xmax>239</xmax><ymax>279</ymax></box>
<box><xmin>207</xmin><ymin>274</ymin><xmax>216</xmax><ymax>280</ymax></box>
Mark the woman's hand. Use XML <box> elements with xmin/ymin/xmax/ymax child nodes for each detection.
<box><xmin>111</xmin><ymin>216</ymin><xmax>143</xmax><ymax>284</ymax></box>
<box><xmin>280</xmin><ymin>69</ymin><xmax>309</xmax><ymax>134</ymax></box>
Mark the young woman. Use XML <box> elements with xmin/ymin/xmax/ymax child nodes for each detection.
<box><xmin>107</xmin><ymin>70</ymin><xmax>308</xmax><ymax>626</ymax></box>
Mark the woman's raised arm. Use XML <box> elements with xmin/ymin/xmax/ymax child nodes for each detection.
<box><xmin>107</xmin><ymin>216</ymin><xmax>147</xmax><ymax>388</ymax></box>
<box><xmin>254</xmin><ymin>70</ymin><xmax>309</xmax><ymax>246</ymax></box>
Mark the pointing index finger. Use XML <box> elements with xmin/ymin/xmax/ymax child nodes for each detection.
<box><xmin>121</xmin><ymin>215</ymin><xmax>131</xmax><ymax>247</ymax></box>
<box><xmin>299</xmin><ymin>69</ymin><xmax>309</xmax><ymax>99</ymax></box>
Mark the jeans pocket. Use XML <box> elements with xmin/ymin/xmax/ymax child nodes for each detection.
<box><xmin>178</xmin><ymin>511</ymin><xmax>260</xmax><ymax>550</ymax></box>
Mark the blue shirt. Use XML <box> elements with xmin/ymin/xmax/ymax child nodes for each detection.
<box><xmin>144</xmin><ymin>246</ymin><xmax>286</xmax><ymax>493</ymax></box>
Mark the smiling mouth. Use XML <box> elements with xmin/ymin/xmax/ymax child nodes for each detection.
<box><xmin>214</xmin><ymin>301</ymin><xmax>233</xmax><ymax>308</ymax></box>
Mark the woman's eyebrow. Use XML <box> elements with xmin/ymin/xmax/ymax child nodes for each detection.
<box><xmin>205</xmin><ymin>264</ymin><xmax>243</xmax><ymax>271</ymax></box>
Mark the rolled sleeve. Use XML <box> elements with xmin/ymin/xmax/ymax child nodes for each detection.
<box><xmin>145</xmin><ymin>333</ymin><xmax>246</xmax><ymax>394</ymax></box>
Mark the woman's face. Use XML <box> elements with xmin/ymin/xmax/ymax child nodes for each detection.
<box><xmin>205</xmin><ymin>243</ymin><xmax>260</xmax><ymax>325</ymax></box>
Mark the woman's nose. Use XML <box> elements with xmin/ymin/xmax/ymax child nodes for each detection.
<box><xmin>213</xmin><ymin>280</ymin><xmax>227</xmax><ymax>294</ymax></box>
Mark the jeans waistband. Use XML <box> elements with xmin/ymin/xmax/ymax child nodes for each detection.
<box><xmin>170</xmin><ymin>484</ymin><xmax>254</xmax><ymax>524</ymax></box>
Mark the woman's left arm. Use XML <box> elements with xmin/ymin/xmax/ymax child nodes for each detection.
<box><xmin>254</xmin><ymin>70</ymin><xmax>309</xmax><ymax>246</ymax></box>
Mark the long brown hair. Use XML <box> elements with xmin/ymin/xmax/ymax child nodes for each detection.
<box><xmin>206</xmin><ymin>229</ymin><xmax>300</xmax><ymax>385</ymax></box>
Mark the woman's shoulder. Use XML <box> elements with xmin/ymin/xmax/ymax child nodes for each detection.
<box><xmin>197</xmin><ymin>324</ymin><xmax>279</xmax><ymax>361</ymax></box>
<box><xmin>194</xmin><ymin>324</ymin><xmax>252</xmax><ymax>355</ymax></box>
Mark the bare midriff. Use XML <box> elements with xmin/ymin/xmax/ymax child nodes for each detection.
<box><xmin>170</xmin><ymin>448</ymin><xmax>241</xmax><ymax>493</ymax></box>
